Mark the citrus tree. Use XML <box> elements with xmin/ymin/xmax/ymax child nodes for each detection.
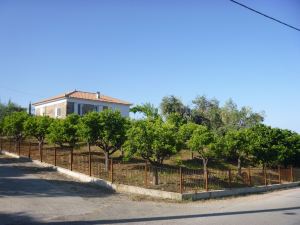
<box><xmin>188</xmin><ymin>125</ymin><xmax>218</xmax><ymax>174</ymax></box>
<box><xmin>96</xmin><ymin>110</ymin><xmax>128</xmax><ymax>171</ymax></box>
<box><xmin>3</xmin><ymin>111</ymin><xmax>29</xmax><ymax>152</ymax></box>
<box><xmin>24</xmin><ymin>116</ymin><xmax>53</xmax><ymax>159</ymax></box>
<box><xmin>124</xmin><ymin>117</ymin><xmax>179</xmax><ymax>184</ymax></box>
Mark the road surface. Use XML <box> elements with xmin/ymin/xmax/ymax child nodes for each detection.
<box><xmin>0</xmin><ymin>154</ymin><xmax>300</xmax><ymax>225</ymax></box>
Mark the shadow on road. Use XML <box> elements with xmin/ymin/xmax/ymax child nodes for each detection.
<box><xmin>0</xmin><ymin>206</ymin><xmax>299</xmax><ymax>225</ymax></box>
<box><xmin>0</xmin><ymin>155</ymin><xmax>114</xmax><ymax>199</ymax></box>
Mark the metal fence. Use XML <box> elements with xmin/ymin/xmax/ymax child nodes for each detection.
<box><xmin>0</xmin><ymin>138</ymin><xmax>299</xmax><ymax>194</ymax></box>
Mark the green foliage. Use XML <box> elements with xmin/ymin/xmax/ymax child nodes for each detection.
<box><xmin>166</xmin><ymin>113</ymin><xmax>187</xmax><ymax>130</ymax></box>
<box><xmin>224</xmin><ymin>129</ymin><xmax>250</xmax><ymax>157</ymax></box>
<box><xmin>248</xmin><ymin>124</ymin><xmax>283</xmax><ymax>167</ymax></box>
<box><xmin>2</xmin><ymin>111</ymin><xmax>29</xmax><ymax>142</ymax></box>
<box><xmin>160</xmin><ymin>95</ymin><xmax>184</xmax><ymax>116</ymax></box>
<box><xmin>125</xmin><ymin>117</ymin><xmax>179</xmax><ymax>165</ymax></box>
<box><xmin>178</xmin><ymin>122</ymin><xmax>200</xmax><ymax>149</ymax></box>
<box><xmin>47</xmin><ymin>114</ymin><xmax>80</xmax><ymax>148</ymax></box>
<box><xmin>24</xmin><ymin>116</ymin><xmax>53</xmax><ymax>143</ymax></box>
<box><xmin>96</xmin><ymin>109</ymin><xmax>128</xmax><ymax>155</ymax></box>
<box><xmin>77</xmin><ymin>112</ymin><xmax>101</xmax><ymax>144</ymax></box>
<box><xmin>130</xmin><ymin>103</ymin><xmax>159</xmax><ymax>119</ymax></box>
<box><xmin>187</xmin><ymin>125</ymin><xmax>218</xmax><ymax>160</ymax></box>
<box><xmin>191</xmin><ymin>95</ymin><xmax>223</xmax><ymax>131</ymax></box>
<box><xmin>0</xmin><ymin>100</ymin><xmax>26</xmax><ymax>123</ymax></box>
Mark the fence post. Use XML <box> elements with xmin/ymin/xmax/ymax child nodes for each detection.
<box><xmin>54</xmin><ymin>147</ymin><xmax>57</xmax><ymax>166</ymax></box>
<box><xmin>144</xmin><ymin>161</ymin><xmax>148</xmax><ymax>187</ymax></box>
<box><xmin>9</xmin><ymin>139</ymin><xmax>12</xmax><ymax>152</ymax></box>
<box><xmin>290</xmin><ymin>166</ymin><xmax>294</xmax><ymax>182</ymax></box>
<box><xmin>110</xmin><ymin>159</ymin><xmax>114</xmax><ymax>183</ymax></box>
<box><xmin>70</xmin><ymin>148</ymin><xmax>73</xmax><ymax>171</ymax></box>
<box><xmin>278</xmin><ymin>166</ymin><xmax>281</xmax><ymax>184</ymax></box>
<box><xmin>228</xmin><ymin>169</ymin><xmax>232</xmax><ymax>189</ymax></box>
<box><xmin>28</xmin><ymin>142</ymin><xmax>31</xmax><ymax>158</ymax></box>
<box><xmin>88</xmin><ymin>143</ymin><xmax>92</xmax><ymax>177</ymax></box>
<box><xmin>248</xmin><ymin>167</ymin><xmax>252</xmax><ymax>186</ymax></box>
<box><xmin>179</xmin><ymin>167</ymin><xmax>183</xmax><ymax>194</ymax></box>
<box><xmin>269</xmin><ymin>167</ymin><xmax>272</xmax><ymax>185</ymax></box>
<box><xmin>205</xmin><ymin>170</ymin><xmax>209</xmax><ymax>192</ymax></box>
<box><xmin>264</xmin><ymin>167</ymin><xmax>267</xmax><ymax>186</ymax></box>
<box><xmin>18</xmin><ymin>141</ymin><xmax>21</xmax><ymax>156</ymax></box>
<box><xmin>0</xmin><ymin>138</ymin><xmax>2</xmax><ymax>151</ymax></box>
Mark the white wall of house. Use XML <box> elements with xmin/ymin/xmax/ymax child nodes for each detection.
<box><xmin>34</xmin><ymin>98</ymin><xmax>130</xmax><ymax>117</ymax></box>
<box><xmin>67</xmin><ymin>98</ymin><xmax>130</xmax><ymax>117</ymax></box>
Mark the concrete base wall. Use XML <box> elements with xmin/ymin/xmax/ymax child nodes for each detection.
<box><xmin>1</xmin><ymin>150</ymin><xmax>299</xmax><ymax>201</ymax></box>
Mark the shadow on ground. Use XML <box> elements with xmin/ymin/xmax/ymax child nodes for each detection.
<box><xmin>0</xmin><ymin>206</ymin><xmax>299</xmax><ymax>225</ymax></box>
<box><xmin>0</xmin><ymin>155</ymin><xmax>114</xmax><ymax>199</ymax></box>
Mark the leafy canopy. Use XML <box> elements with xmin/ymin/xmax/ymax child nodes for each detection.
<box><xmin>96</xmin><ymin>109</ymin><xmax>128</xmax><ymax>154</ymax></box>
<box><xmin>47</xmin><ymin>114</ymin><xmax>80</xmax><ymax>147</ymax></box>
<box><xmin>125</xmin><ymin>117</ymin><xmax>179</xmax><ymax>165</ymax></box>
<box><xmin>77</xmin><ymin>112</ymin><xmax>101</xmax><ymax>144</ymax></box>
<box><xmin>3</xmin><ymin>111</ymin><xmax>29</xmax><ymax>141</ymax></box>
<box><xmin>24</xmin><ymin>116</ymin><xmax>53</xmax><ymax>143</ymax></box>
<box><xmin>187</xmin><ymin>125</ymin><xmax>218</xmax><ymax>160</ymax></box>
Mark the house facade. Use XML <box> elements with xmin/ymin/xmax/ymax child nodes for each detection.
<box><xmin>32</xmin><ymin>90</ymin><xmax>132</xmax><ymax>118</ymax></box>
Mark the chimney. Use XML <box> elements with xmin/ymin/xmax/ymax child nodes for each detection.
<box><xmin>96</xmin><ymin>91</ymin><xmax>101</xmax><ymax>99</ymax></box>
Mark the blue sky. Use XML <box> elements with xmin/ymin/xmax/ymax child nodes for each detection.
<box><xmin>0</xmin><ymin>0</ymin><xmax>299</xmax><ymax>132</ymax></box>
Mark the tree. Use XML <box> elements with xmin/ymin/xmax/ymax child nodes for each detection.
<box><xmin>224</xmin><ymin>129</ymin><xmax>251</xmax><ymax>175</ymax></box>
<box><xmin>78</xmin><ymin>112</ymin><xmax>101</xmax><ymax>146</ymax></box>
<box><xmin>124</xmin><ymin>117</ymin><xmax>179</xmax><ymax>184</ymax></box>
<box><xmin>187</xmin><ymin>125</ymin><xmax>217</xmax><ymax>174</ymax></box>
<box><xmin>47</xmin><ymin>119</ymin><xmax>65</xmax><ymax>147</ymax></box>
<box><xmin>220</xmin><ymin>99</ymin><xmax>264</xmax><ymax>132</ymax></box>
<box><xmin>96</xmin><ymin>110</ymin><xmax>128</xmax><ymax>171</ymax></box>
<box><xmin>160</xmin><ymin>95</ymin><xmax>184</xmax><ymax>116</ymax></box>
<box><xmin>272</xmin><ymin>129</ymin><xmax>300</xmax><ymax>167</ymax></box>
<box><xmin>3</xmin><ymin>111</ymin><xmax>29</xmax><ymax>152</ymax></box>
<box><xmin>248</xmin><ymin>125</ymin><xmax>280</xmax><ymax>168</ymax></box>
<box><xmin>191</xmin><ymin>95</ymin><xmax>223</xmax><ymax>131</ymax></box>
<box><xmin>130</xmin><ymin>103</ymin><xmax>159</xmax><ymax>119</ymax></box>
<box><xmin>24</xmin><ymin>116</ymin><xmax>53</xmax><ymax>160</ymax></box>
<box><xmin>178</xmin><ymin>122</ymin><xmax>200</xmax><ymax>158</ymax></box>
<box><xmin>0</xmin><ymin>100</ymin><xmax>26</xmax><ymax>122</ymax></box>
<box><xmin>47</xmin><ymin>114</ymin><xmax>80</xmax><ymax>148</ymax></box>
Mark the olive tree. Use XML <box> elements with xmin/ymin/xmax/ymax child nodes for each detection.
<box><xmin>124</xmin><ymin>117</ymin><xmax>179</xmax><ymax>184</ymax></box>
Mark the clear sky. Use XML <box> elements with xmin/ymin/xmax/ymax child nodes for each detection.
<box><xmin>0</xmin><ymin>0</ymin><xmax>299</xmax><ymax>132</ymax></box>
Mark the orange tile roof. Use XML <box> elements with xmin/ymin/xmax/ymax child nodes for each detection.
<box><xmin>32</xmin><ymin>90</ymin><xmax>132</xmax><ymax>106</ymax></box>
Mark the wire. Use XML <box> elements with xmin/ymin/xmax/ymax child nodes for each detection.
<box><xmin>229</xmin><ymin>0</ymin><xmax>300</xmax><ymax>32</ymax></box>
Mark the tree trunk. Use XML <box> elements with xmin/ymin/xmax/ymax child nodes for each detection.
<box><xmin>152</xmin><ymin>167</ymin><xmax>159</xmax><ymax>185</ymax></box>
<box><xmin>237</xmin><ymin>157</ymin><xmax>242</xmax><ymax>175</ymax></box>
<box><xmin>70</xmin><ymin>147</ymin><xmax>73</xmax><ymax>171</ymax></box>
<box><xmin>39</xmin><ymin>142</ymin><xmax>43</xmax><ymax>162</ymax></box>
<box><xmin>104</xmin><ymin>151</ymin><xmax>109</xmax><ymax>172</ymax></box>
<box><xmin>202</xmin><ymin>158</ymin><xmax>208</xmax><ymax>175</ymax></box>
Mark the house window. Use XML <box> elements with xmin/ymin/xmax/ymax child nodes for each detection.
<box><xmin>78</xmin><ymin>104</ymin><xmax>81</xmax><ymax>115</ymax></box>
<box><xmin>55</xmin><ymin>107</ymin><xmax>61</xmax><ymax>118</ymax></box>
<box><xmin>103</xmin><ymin>106</ymin><xmax>108</xmax><ymax>110</ymax></box>
<box><xmin>67</xmin><ymin>102</ymin><xmax>75</xmax><ymax>114</ymax></box>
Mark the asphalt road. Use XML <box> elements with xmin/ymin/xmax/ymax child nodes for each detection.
<box><xmin>0</xmin><ymin>154</ymin><xmax>300</xmax><ymax>225</ymax></box>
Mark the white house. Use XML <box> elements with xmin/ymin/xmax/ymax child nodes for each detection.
<box><xmin>32</xmin><ymin>90</ymin><xmax>132</xmax><ymax>118</ymax></box>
